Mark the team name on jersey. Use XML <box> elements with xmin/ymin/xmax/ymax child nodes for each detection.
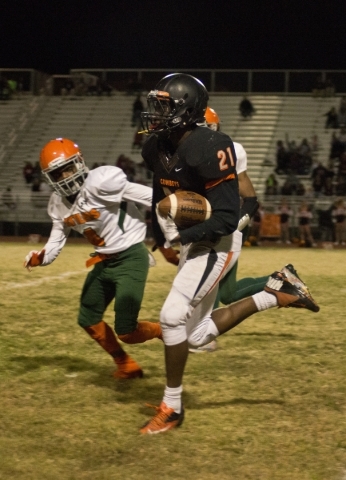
<box><xmin>64</xmin><ymin>208</ymin><xmax>100</xmax><ymax>227</ymax></box>
<box><xmin>160</xmin><ymin>178</ymin><xmax>180</xmax><ymax>188</ymax></box>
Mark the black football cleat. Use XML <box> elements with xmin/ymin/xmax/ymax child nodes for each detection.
<box><xmin>265</xmin><ymin>266</ymin><xmax>320</xmax><ymax>312</ymax></box>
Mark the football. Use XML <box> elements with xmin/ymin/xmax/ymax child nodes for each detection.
<box><xmin>157</xmin><ymin>190</ymin><xmax>212</xmax><ymax>229</ymax></box>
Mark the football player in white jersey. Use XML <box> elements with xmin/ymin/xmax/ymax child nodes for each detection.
<box><xmin>24</xmin><ymin>138</ymin><xmax>162</xmax><ymax>379</ymax></box>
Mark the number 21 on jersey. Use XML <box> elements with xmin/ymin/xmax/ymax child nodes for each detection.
<box><xmin>217</xmin><ymin>147</ymin><xmax>235</xmax><ymax>171</ymax></box>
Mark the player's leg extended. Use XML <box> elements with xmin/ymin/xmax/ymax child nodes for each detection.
<box><xmin>78</xmin><ymin>261</ymin><xmax>143</xmax><ymax>379</ymax></box>
<box><xmin>218</xmin><ymin>260</ymin><xmax>268</xmax><ymax>305</ymax></box>
<box><xmin>113</xmin><ymin>243</ymin><xmax>162</xmax><ymax>343</ymax></box>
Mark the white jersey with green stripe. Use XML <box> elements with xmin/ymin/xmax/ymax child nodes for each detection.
<box><xmin>41</xmin><ymin>165</ymin><xmax>153</xmax><ymax>266</ymax></box>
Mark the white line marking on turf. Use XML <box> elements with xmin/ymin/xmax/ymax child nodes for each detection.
<box><xmin>2</xmin><ymin>270</ymin><xmax>86</xmax><ymax>290</ymax></box>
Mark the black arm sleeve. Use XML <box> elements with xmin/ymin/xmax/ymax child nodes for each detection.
<box><xmin>240</xmin><ymin>197</ymin><xmax>259</xmax><ymax>219</ymax></box>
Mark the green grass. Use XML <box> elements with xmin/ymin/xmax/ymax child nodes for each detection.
<box><xmin>1</xmin><ymin>241</ymin><xmax>346</xmax><ymax>479</ymax></box>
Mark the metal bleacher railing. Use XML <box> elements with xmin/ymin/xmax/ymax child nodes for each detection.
<box><xmin>1</xmin><ymin>67</ymin><xmax>346</xmax><ymax>95</ymax></box>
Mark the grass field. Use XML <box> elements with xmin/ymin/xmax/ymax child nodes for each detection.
<box><xmin>1</xmin><ymin>241</ymin><xmax>346</xmax><ymax>480</ymax></box>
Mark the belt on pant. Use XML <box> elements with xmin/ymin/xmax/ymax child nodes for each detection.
<box><xmin>86</xmin><ymin>252</ymin><xmax>118</xmax><ymax>268</ymax></box>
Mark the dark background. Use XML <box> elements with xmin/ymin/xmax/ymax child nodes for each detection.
<box><xmin>0</xmin><ymin>0</ymin><xmax>345</xmax><ymax>74</ymax></box>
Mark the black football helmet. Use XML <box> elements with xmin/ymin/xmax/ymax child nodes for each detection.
<box><xmin>141</xmin><ymin>73</ymin><xmax>209</xmax><ymax>136</ymax></box>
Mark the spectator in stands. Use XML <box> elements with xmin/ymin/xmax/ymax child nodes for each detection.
<box><xmin>276</xmin><ymin>198</ymin><xmax>293</xmax><ymax>244</ymax></box>
<box><xmin>1</xmin><ymin>187</ymin><xmax>16</xmax><ymax>209</ymax></box>
<box><xmin>91</xmin><ymin>162</ymin><xmax>100</xmax><ymax>170</ymax></box>
<box><xmin>280</xmin><ymin>178</ymin><xmax>295</xmax><ymax>196</ymax></box>
<box><xmin>311</xmin><ymin>162</ymin><xmax>331</xmax><ymax>197</ymax></box>
<box><xmin>297</xmin><ymin>201</ymin><xmax>316</xmax><ymax>247</ymax></box>
<box><xmin>0</xmin><ymin>76</ymin><xmax>10</xmax><ymax>100</ymax></box>
<box><xmin>275</xmin><ymin>140</ymin><xmax>289</xmax><ymax>174</ymax></box>
<box><xmin>297</xmin><ymin>138</ymin><xmax>313</xmax><ymax>174</ymax></box>
<box><xmin>239</xmin><ymin>96</ymin><xmax>255</xmax><ymax>119</ymax></box>
<box><xmin>324</xmin><ymin>107</ymin><xmax>339</xmax><ymax>129</ymax></box>
<box><xmin>332</xmin><ymin>198</ymin><xmax>346</xmax><ymax>245</ymax></box>
<box><xmin>296</xmin><ymin>181</ymin><xmax>306</xmax><ymax>196</ymax></box>
<box><xmin>316</xmin><ymin>201</ymin><xmax>335</xmax><ymax>242</ymax></box>
<box><xmin>131</xmin><ymin>95</ymin><xmax>144</xmax><ymax>128</ymax></box>
<box><xmin>264</xmin><ymin>173</ymin><xmax>278</xmax><ymax>195</ymax></box>
<box><xmin>23</xmin><ymin>161</ymin><xmax>34</xmax><ymax>184</ymax></box>
<box><xmin>311</xmin><ymin>172</ymin><xmax>325</xmax><ymax>198</ymax></box>
<box><xmin>323</xmin><ymin>176</ymin><xmax>334</xmax><ymax>196</ymax></box>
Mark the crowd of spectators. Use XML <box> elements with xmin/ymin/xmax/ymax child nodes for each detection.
<box><xmin>274</xmin><ymin>134</ymin><xmax>315</xmax><ymax>176</ymax></box>
<box><xmin>248</xmin><ymin>197</ymin><xmax>346</xmax><ymax>247</ymax></box>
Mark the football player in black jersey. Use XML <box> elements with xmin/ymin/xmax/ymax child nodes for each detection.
<box><xmin>139</xmin><ymin>73</ymin><xmax>320</xmax><ymax>435</ymax></box>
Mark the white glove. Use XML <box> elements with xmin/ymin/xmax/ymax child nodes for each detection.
<box><xmin>24</xmin><ymin>249</ymin><xmax>45</xmax><ymax>272</ymax></box>
<box><xmin>155</xmin><ymin>205</ymin><xmax>180</xmax><ymax>244</ymax></box>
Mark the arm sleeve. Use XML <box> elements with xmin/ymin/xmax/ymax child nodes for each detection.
<box><xmin>122</xmin><ymin>182</ymin><xmax>153</xmax><ymax>207</ymax></box>
<box><xmin>40</xmin><ymin>220</ymin><xmax>70</xmax><ymax>266</ymax></box>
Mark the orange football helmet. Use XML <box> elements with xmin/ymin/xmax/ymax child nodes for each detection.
<box><xmin>40</xmin><ymin>138</ymin><xmax>87</xmax><ymax>196</ymax></box>
<box><xmin>204</xmin><ymin>107</ymin><xmax>220</xmax><ymax>131</ymax></box>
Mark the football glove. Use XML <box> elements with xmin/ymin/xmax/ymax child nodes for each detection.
<box><xmin>155</xmin><ymin>205</ymin><xmax>180</xmax><ymax>244</ymax></box>
<box><xmin>24</xmin><ymin>249</ymin><xmax>45</xmax><ymax>272</ymax></box>
<box><xmin>238</xmin><ymin>213</ymin><xmax>250</xmax><ymax>231</ymax></box>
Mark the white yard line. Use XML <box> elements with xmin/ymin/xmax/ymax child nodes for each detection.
<box><xmin>2</xmin><ymin>270</ymin><xmax>86</xmax><ymax>290</ymax></box>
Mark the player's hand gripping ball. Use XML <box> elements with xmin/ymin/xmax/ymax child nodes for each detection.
<box><xmin>157</xmin><ymin>191</ymin><xmax>212</xmax><ymax>229</ymax></box>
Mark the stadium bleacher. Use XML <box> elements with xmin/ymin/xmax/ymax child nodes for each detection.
<box><xmin>0</xmin><ymin>90</ymin><xmax>342</xmax><ymax>232</ymax></box>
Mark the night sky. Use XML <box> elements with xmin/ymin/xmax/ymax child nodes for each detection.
<box><xmin>1</xmin><ymin>0</ymin><xmax>345</xmax><ymax>74</ymax></box>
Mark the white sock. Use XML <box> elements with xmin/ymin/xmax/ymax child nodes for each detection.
<box><xmin>252</xmin><ymin>291</ymin><xmax>278</xmax><ymax>311</ymax></box>
<box><xmin>163</xmin><ymin>385</ymin><xmax>183</xmax><ymax>413</ymax></box>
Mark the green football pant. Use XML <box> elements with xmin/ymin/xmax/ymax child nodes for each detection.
<box><xmin>214</xmin><ymin>260</ymin><xmax>268</xmax><ymax>308</ymax></box>
<box><xmin>78</xmin><ymin>242</ymin><xmax>149</xmax><ymax>335</ymax></box>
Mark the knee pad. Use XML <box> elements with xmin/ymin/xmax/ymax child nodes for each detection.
<box><xmin>187</xmin><ymin>316</ymin><xmax>219</xmax><ymax>348</ymax></box>
<box><xmin>161</xmin><ymin>323</ymin><xmax>187</xmax><ymax>345</ymax></box>
<box><xmin>160</xmin><ymin>298</ymin><xmax>190</xmax><ymax>329</ymax></box>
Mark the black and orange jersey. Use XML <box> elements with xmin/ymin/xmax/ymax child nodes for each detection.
<box><xmin>142</xmin><ymin>126</ymin><xmax>240</xmax><ymax>246</ymax></box>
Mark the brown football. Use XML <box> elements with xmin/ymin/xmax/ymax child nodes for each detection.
<box><xmin>157</xmin><ymin>190</ymin><xmax>212</xmax><ymax>229</ymax></box>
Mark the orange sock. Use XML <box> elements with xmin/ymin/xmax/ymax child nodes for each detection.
<box><xmin>118</xmin><ymin>321</ymin><xmax>162</xmax><ymax>344</ymax></box>
<box><xmin>83</xmin><ymin>320</ymin><xmax>125</xmax><ymax>358</ymax></box>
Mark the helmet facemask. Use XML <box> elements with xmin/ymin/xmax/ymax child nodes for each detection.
<box><xmin>141</xmin><ymin>91</ymin><xmax>193</xmax><ymax>135</ymax></box>
<box><xmin>42</xmin><ymin>154</ymin><xmax>88</xmax><ymax>197</ymax></box>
